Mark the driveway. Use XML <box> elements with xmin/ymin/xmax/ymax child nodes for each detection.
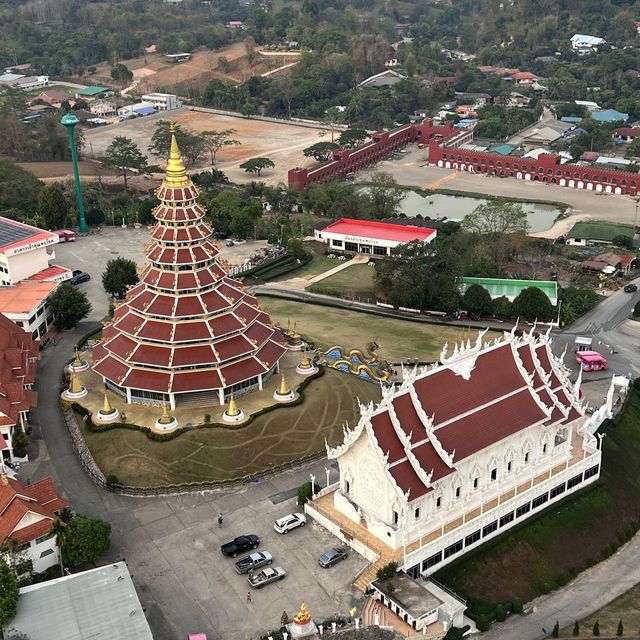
<box><xmin>21</xmin><ymin>325</ymin><xmax>364</xmax><ymax>640</ymax></box>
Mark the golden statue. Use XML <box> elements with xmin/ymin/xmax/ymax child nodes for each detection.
<box><xmin>159</xmin><ymin>403</ymin><xmax>173</xmax><ymax>425</ymax></box>
<box><xmin>294</xmin><ymin>602</ymin><xmax>311</xmax><ymax>625</ymax></box>
<box><xmin>73</xmin><ymin>346</ymin><xmax>82</xmax><ymax>367</ymax></box>
<box><xmin>227</xmin><ymin>394</ymin><xmax>240</xmax><ymax>417</ymax></box>
<box><xmin>299</xmin><ymin>354</ymin><xmax>311</xmax><ymax>369</ymax></box>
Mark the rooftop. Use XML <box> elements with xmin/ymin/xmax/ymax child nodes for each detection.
<box><xmin>75</xmin><ymin>85</ymin><xmax>110</xmax><ymax>96</ymax></box>
<box><xmin>372</xmin><ymin>574</ymin><xmax>441</xmax><ymax>618</ymax></box>
<box><xmin>458</xmin><ymin>277</ymin><xmax>558</xmax><ymax>304</ymax></box>
<box><xmin>10</xmin><ymin>562</ymin><xmax>153</xmax><ymax>640</ymax></box>
<box><xmin>0</xmin><ymin>281</ymin><xmax>57</xmax><ymax>313</ymax></box>
<box><xmin>568</xmin><ymin>221</ymin><xmax>637</xmax><ymax>243</ymax></box>
<box><xmin>591</xmin><ymin>109</ymin><xmax>628</xmax><ymax>122</ymax></box>
<box><xmin>322</xmin><ymin>218</ymin><xmax>436</xmax><ymax>243</ymax></box>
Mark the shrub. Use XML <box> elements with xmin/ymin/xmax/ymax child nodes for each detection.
<box><xmin>617</xmin><ymin>619</ymin><xmax>623</xmax><ymax>636</ymax></box>
<box><xmin>105</xmin><ymin>474</ymin><xmax>119</xmax><ymax>486</ymax></box>
<box><xmin>573</xmin><ymin>621</ymin><xmax>580</xmax><ymax>636</ymax></box>
<box><xmin>552</xmin><ymin>620</ymin><xmax>559</xmax><ymax>638</ymax></box>
<box><xmin>281</xmin><ymin>611</ymin><xmax>290</xmax><ymax>626</ymax></box>
<box><xmin>12</xmin><ymin>429</ymin><xmax>28</xmax><ymax>458</ymax></box>
<box><xmin>495</xmin><ymin>604</ymin><xmax>507</xmax><ymax>622</ymax></box>
<box><xmin>297</xmin><ymin>480</ymin><xmax>321</xmax><ymax>505</ymax></box>
<box><xmin>475</xmin><ymin>615</ymin><xmax>490</xmax><ymax>632</ymax></box>
<box><xmin>593</xmin><ymin>620</ymin><xmax>600</xmax><ymax>636</ymax></box>
<box><xmin>203</xmin><ymin>414</ymin><xmax>211</xmax><ymax>424</ymax></box>
<box><xmin>511</xmin><ymin>597</ymin><xmax>523</xmax><ymax>614</ymax></box>
<box><xmin>376</xmin><ymin>561</ymin><xmax>399</xmax><ymax>581</ymax></box>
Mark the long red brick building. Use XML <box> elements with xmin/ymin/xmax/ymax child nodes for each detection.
<box><xmin>289</xmin><ymin>119</ymin><xmax>640</xmax><ymax>197</ymax></box>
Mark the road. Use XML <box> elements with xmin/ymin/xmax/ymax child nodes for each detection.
<box><xmin>358</xmin><ymin>146</ymin><xmax>640</xmax><ymax>238</ymax></box>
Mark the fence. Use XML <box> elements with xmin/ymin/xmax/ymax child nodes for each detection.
<box><xmin>62</xmin><ymin>408</ymin><xmax>325</xmax><ymax>497</ymax></box>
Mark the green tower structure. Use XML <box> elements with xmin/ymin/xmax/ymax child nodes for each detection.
<box><xmin>60</xmin><ymin>113</ymin><xmax>89</xmax><ymax>233</ymax></box>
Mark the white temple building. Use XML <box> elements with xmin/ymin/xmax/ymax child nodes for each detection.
<box><xmin>307</xmin><ymin>329</ymin><xmax>610</xmax><ymax>591</ymax></box>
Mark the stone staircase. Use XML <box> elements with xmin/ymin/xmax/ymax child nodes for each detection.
<box><xmin>354</xmin><ymin>557</ymin><xmax>388</xmax><ymax>592</ymax></box>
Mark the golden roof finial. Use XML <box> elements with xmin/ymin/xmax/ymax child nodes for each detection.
<box><xmin>159</xmin><ymin>403</ymin><xmax>173</xmax><ymax>425</ymax></box>
<box><xmin>69</xmin><ymin>370</ymin><xmax>83</xmax><ymax>394</ymax></box>
<box><xmin>165</xmin><ymin>122</ymin><xmax>189</xmax><ymax>188</ymax></box>
<box><xmin>102</xmin><ymin>392</ymin><xmax>113</xmax><ymax>414</ymax></box>
<box><xmin>227</xmin><ymin>393</ymin><xmax>240</xmax><ymax>417</ymax></box>
<box><xmin>278</xmin><ymin>373</ymin><xmax>290</xmax><ymax>396</ymax></box>
<box><xmin>294</xmin><ymin>602</ymin><xmax>311</xmax><ymax>625</ymax></box>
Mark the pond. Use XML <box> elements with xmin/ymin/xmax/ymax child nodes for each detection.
<box><xmin>397</xmin><ymin>191</ymin><xmax>561</xmax><ymax>233</ymax></box>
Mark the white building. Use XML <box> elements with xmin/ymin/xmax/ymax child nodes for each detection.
<box><xmin>314</xmin><ymin>218</ymin><xmax>436</xmax><ymax>256</ymax></box>
<box><xmin>571</xmin><ymin>34</ymin><xmax>605</xmax><ymax>53</ymax></box>
<box><xmin>15</xmin><ymin>75</ymin><xmax>49</xmax><ymax>90</ymax></box>
<box><xmin>0</xmin><ymin>473</ymin><xmax>68</xmax><ymax>574</ymax></box>
<box><xmin>307</xmin><ymin>330</ymin><xmax>608</xmax><ymax>586</ymax></box>
<box><xmin>90</xmin><ymin>100</ymin><xmax>117</xmax><ymax>117</ymax></box>
<box><xmin>10</xmin><ymin>563</ymin><xmax>154</xmax><ymax>640</ymax></box>
<box><xmin>117</xmin><ymin>101</ymin><xmax>156</xmax><ymax>119</ymax></box>
<box><xmin>141</xmin><ymin>92</ymin><xmax>181</xmax><ymax>111</ymax></box>
<box><xmin>0</xmin><ymin>217</ymin><xmax>71</xmax><ymax>338</ymax></box>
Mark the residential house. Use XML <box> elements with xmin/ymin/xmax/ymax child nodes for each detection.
<box><xmin>594</xmin><ymin>252</ymin><xmax>637</xmax><ymax>274</ymax></box>
<box><xmin>580</xmin><ymin>259</ymin><xmax>614</xmax><ymax>274</ymax></box>
<box><xmin>140</xmin><ymin>92</ymin><xmax>181</xmax><ymax>111</ymax></box>
<box><xmin>13</xmin><ymin>76</ymin><xmax>49</xmax><ymax>91</ymax></box>
<box><xmin>613</xmin><ymin>127</ymin><xmax>640</xmax><ymax>143</ymax></box>
<box><xmin>394</xmin><ymin>23</ymin><xmax>412</xmax><ymax>37</ymax></box>
<box><xmin>571</xmin><ymin>34</ymin><xmax>606</xmax><ymax>53</ymax></box>
<box><xmin>511</xmin><ymin>71</ymin><xmax>539</xmax><ymax>85</ymax></box>
<box><xmin>0</xmin><ymin>473</ymin><xmax>68</xmax><ymax>573</ymax></box>
<box><xmin>575</xmin><ymin>99</ymin><xmax>600</xmax><ymax>112</ymax></box>
<box><xmin>75</xmin><ymin>86</ymin><xmax>111</xmax><ymax>99</ymax></box>
<box><xmin>32</xmin><ymin>90</ymin><xmax>72</xmax><ymax>109</ymax></box>
<box><xmin>0</xmin><ymin>313</ymin><xmax>38</xmax><ymax>462</ymax></box>
<box><xmin>359</xmin><ymin>70</ymin><xmax>406</xmax><ymax>89</ymax></box>
<box><xmin>566</xmin><ymin>222</ymin><xmax>638</xmax><ymax>248</ymax></box>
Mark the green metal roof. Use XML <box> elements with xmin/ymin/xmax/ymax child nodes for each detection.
<box><xmin>567</xmin><ymin>222</ymin><xmax>637</xmax><ymax>244</ymax></box>
<box><xmin>458</xmin><ymin>277</ymin><xmax>558</xmax><ymax>304</ymax></box>
<box><xmin>76</xmin><ymin>86</ymin><xmax>110</xmax><ymax>96</ymax></box>
<box><xmin>489</xmin><ymin>144</ymin><xmax>515</xmax><ymax>155</ymax></box>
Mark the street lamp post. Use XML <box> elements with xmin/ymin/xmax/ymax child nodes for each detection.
<box><xmin>60</xmin><ymin>113</ymin><xmax>89</xmax><ymax>233</ymax></box>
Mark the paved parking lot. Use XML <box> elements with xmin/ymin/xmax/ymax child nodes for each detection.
<box><xmin>53</xmin><ymin>227</ymin><xmax>267</xmax><ymax>322</ymax></box>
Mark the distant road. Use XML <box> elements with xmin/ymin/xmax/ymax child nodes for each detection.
<box><xmin>49</xmin><ymin>80</ymin><xmax>89</xmax><ymax>89</ymax></box>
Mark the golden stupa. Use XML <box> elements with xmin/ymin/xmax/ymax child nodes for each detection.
<box><xmin>101</xmin><ymin>392</ymin><xmax>113</xmax><ymax>414</ymax></box>
<box><xmin>278</xmin><ymin>373</ymin><xmax>290</xmax><ymax>396</ymax></box>
<box><xmin>69</xmin><ymin>371</ymin><xmax>83</xmax><ymax>394</ymax></box>
<box><xmin>293</xmin><ymin>602</ymin><xmax>311</xmax><ymax>625</ymax></box>
<box><xmin>226</xmin><ymin>394</ymin><xmax>240</xmax><ymax>417</ymax></box>
<box><xmin>165</xmin><ymin>123</ymin><xmax>189</xmax><ymax>188</ymax></box>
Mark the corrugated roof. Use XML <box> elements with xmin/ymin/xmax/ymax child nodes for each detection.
<box><xmin>322</xmin><ymin>218</ymin><xmax>436</xmax><ymax>243</ymax></box>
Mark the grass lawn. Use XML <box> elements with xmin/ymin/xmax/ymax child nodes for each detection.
<box><xmin>80</xmin><ymin>368</ymin><xmax>381</xmax><ymax>486</ymax></box>
<box><xmin>269</xmin><ymin>241</ymin><xmax>337</xmax><ymax>281</ymax></box>
<box><xmin>307</xmin><ymin>263</ymin><xmax>377</xmax><ymax>300</ymax></box>
<box><xmin>434</xmin><ymin>386</ymin><xmax>640</xmax><ymax>612</ymax></box>
<box><xmin>258</xmin><ymin>296</ymin><xmax>496</xmax><ymax>363</ymax></box>
<box><xmin>560</xmin><ymin>582</ymin><xmax>640</xmax><ymax>637</ymax></box>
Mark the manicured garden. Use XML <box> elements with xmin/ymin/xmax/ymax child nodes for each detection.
<box><xmin>434</xmin><ymin>385</ymin><xmax>640</xmax><ymax>626</ymax></box>
<box><xmin>308</xmin><ymin>263</ymin><xmax>378</xmax><ymax>300</ymax></box>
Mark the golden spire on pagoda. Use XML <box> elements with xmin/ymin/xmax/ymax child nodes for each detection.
<box><xmin>278</xmin><ymin>373</ymin><xmax>290</xmax><ymax>396</ymax></box>
<box><xmin>294</xmin><ymin>602</ymin><xmax>311</xmax><ymax>625</ymax></box>
<box><xmin>102</xmin><ymin>392</ymin><xmax>113</xmax><ymax>414</ymax></box>
<box><xmin>69</xmin><ymin>371</ymin><xmax>83</xmax><ymax>394</ymax></box>
<box><xmin>159</xmin><ymin>403</ymin><xmax>173</xmax><ymax>425</ymax></box>
<box><xmin>165</xmin><ymin>122</ymin><xmax>189</xmax><ymax>188</ymax></box>
<box><xmin>227</xmin><ymin>393</ymin><xmax>240</xmax><ymax>417</ymax></box>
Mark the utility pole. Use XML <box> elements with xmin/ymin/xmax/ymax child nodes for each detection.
<box><xmin>61</xmin><ymin>114</ymin><xmax>89</xmax><ymax>233</ymax></box>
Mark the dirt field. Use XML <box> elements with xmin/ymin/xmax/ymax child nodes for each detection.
<box><xmin>86</xmin><ymin>42</ymin><xmax>300</xmax><ymax>95</ymax></box>
<box><xmin>83</xmin><ymin>109</ymin><xmax>324</xmax><ymax>184</ymax></box>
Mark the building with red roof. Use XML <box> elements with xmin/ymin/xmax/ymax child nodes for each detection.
<box><xmin>92</xmin><ymin>131</ymin><xmax>286</xmax><ymax>409</ymax></box>
<box><xmin>0</xmin><ymin>313</ymin><xmax>38</xmax><ymax>463</ymax></box>
<box><xmin>314</xmin><ymin>218</ymin><xmax>436</xmax><ymax>256</ymax></box>
<box><xmin>309</xmin><ymin>330</ymin><xmax>605</xmax><ymax>578</ymax></box>
<box><xmin>0</xmin><ymin>473</ymin><xmax>68</xmax><ymax>574</ymax></box>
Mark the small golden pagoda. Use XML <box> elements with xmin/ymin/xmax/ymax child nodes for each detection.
<box><xmin>294</xmin><ymin>602</ymin><xmax>311</xmax><ymax>625</ymax></box>
<box><xmin>69</xmin><ymin>371</ymin><xmax>83</xmax><ymax>394</ymax></box>
<box><xmin>278</xmin><ymin>373</ymin><xmax>290</xmax><ymax>396</ymax></box>
<box><xmin>227</xmin><ymin>394</ymin><xmax>240</xmax><ymax>417</ymax></box>
<box><xmin>101</xmin><ymin>392</ymin><xmax>113</xmax><ymax>415</ymax></box>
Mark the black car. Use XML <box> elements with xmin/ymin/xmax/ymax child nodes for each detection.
<box><xmin>624</xmin><ymin>283</ymin><xmax>638</xmax><ymax>293</ymax></box>
<box><xmin>70</xmin><ymin>271</ymin><xmax>90</xmax><ymax>284</ymax></box>
<box><xmin>319</xmin><ymin>547</ymin><xmax>348</xmax><ymax>568</ymax></box>
<box><xmin>221</xmin><ymin>534</ymin><xmax>260</xmax><ymax>557</ymax></box>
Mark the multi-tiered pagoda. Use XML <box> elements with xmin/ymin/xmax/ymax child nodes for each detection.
<box><xmin>92</xmin><ymin>130</ymin><xmax>286</xmax><ymax>409</ymax></box>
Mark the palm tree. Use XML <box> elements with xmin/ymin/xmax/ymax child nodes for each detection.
<box><xmin>50</xmin><ymin>519</ymin><xmax>68</xmax><ymax>576</ymax></box>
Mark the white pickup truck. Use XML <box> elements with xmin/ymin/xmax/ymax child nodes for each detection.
<box><xmin>234</xmin><ymin>551</ymin><xmax>273</xmax><ymax>575</ymax></box>
<box><xmin>247</xmin><ymin>566</ymin><xmax>286</xmax><ymax>588</ymax></box>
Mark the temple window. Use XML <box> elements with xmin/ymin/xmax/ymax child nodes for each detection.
<box><xmin>455</xmin><ymin>487</ymin><xmax>461</xmax><ymax>498</ymax></box>
<box><xmin>473</xmin><ymin>477</ymin><xmax>479</xmax><ymax>489</ymax></box>
<box><xmin>392</xmin><ymin>510</ymin><xmax>399</xmax><ymax>525</ymax></box>
<box><xmin>507</xmin><ymin>460</ymin><xmax>513</xmax><ymax>472</ymax></box>
<box><xmin>414</xmin><ymin>507</ymin><xmax>420</xmax><ymax>519</ymax></box>
<box><xmin>436</xmin><ymin>497</ymin><xmax>442</xmax><ymax>509</ymax></box>
<box><xmin>490</xmin><ymin>468</ymin><xmax>497</xmax><ymax>481</ymax></box>
<box><xmin>524</xmin><ymin>451</ymin><xmax>530</xmax><ymax>463</ymax></box>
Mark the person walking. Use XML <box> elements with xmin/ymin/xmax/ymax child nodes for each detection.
<box><xmin>246</xmin><ymin>591</ymin><xmax>252</xmax><ymax>604</ymax></box>
<box><xmin>218</xmin><ymin>513</ymin><xmax>223</xmax><ymax>528</ymax></box>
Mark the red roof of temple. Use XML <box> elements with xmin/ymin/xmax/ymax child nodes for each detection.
<box><xmin>345</xmin><ymin>336</ymin><xmax>584</xmax><ymax>502</ymax></box>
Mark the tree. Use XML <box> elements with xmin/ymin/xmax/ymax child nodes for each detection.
<box><xmin>0</xmin><ymin>160</ymin><xmax>43</xmax><ymax>215</ymax></box>
<box><xmin>239</xmin><ymin>157</ymin><xmax>274</xmax><ymax>176</ymax></box>
<box><xmin>61</xmin><ymin>515</ymin><xmax>111</xmax><ymax>567</ymax></box>
<box><xmin>593</xmin><ymin>620</ymin><xmax>600</xmax><ymax>636</ymax></box>
<box><xmin>573</xmin><ymin>621</ymin><xmax>580</xmax><ymax>636</ymax></box>
<box><xmin>552</xmin><ymin>620</ymin><xmax>559</xmax><ymax>638</ymax></box>
<box><xmin>0</xmin><ymin>561</ymin><xmax>19</xmax><ymax>632</ymax></box>
<box><xmin>463</xmin><ymin>200</ymin><xmax>529</xmax><ymax>236</ymax></box>
<box><xmin>613</xmin><ymin>234</ymin><xmax>633</xmax><ymax>249</ymax></box>
<box><xmin>99</xmin><ymin>136</ymin><xmax>149</xmax><ymax>190</ymax></box>
<box><xmin>102</xmin><ymin>257</ymin><xmax>139</xmax><ymax>298</ymax></box>
<box><xmin>624</xmin><ymin>138</ymin><xmax>640</xmax><ymax>159</ymax></box>
<box><xmin>512</xmin><ymin>287</ymin><xmax>554</xmax><ymax>322</ymax></box>
<box><xmin>201</xmin><ymin>129</ymin><xmax>240</xmax><ymax>168</ymax></box>
<box><xmin>617</xmin><ymin>620</ymin><xmax>623</xmax><ymax>636</ymax></box>
<box><xmin>365</xmin><ymin>172</ymin><xmax>404</xmax><ymax>218</ymax></box>
<box><xmin>463</xmin><ymin>284</ymin><xmax>493</xmax><ymax>319</ymax></box>
<box><xmin>634</xmin><ymin>300</ymin><xmax>640</xmax><ymax>318</ymax></box>
<box><xmin>110</xmin><ymin>63</ymin><xmax>133</xmax><ymax>85</ymax></box>
<box><xmin>48</xmin><ymin>283</ymin><xmax>92</xmax><ymax>329</ymax></box>
<box><xmin>37</xmin><ymin>183</ymin><xmax>68</xmax><ymax>230</ymax></box>
<box><xmin>50</xmin><ymin>519</ymin><xmax>68</xmax><ymax>576</ymax></box>
<box><xmin>149</xmin><ymin>121</ymin><xmax>205</xmax><ymax>166</ymax></box>
<box><xmin>338</xmin><ymin>128</ymin><xmax>369</xmax><ymax>149</ymax></box>
<box><xmin>303</xmin><ymin>142</ymin><xmax>340</xmax><ymax>162</ymax></box>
